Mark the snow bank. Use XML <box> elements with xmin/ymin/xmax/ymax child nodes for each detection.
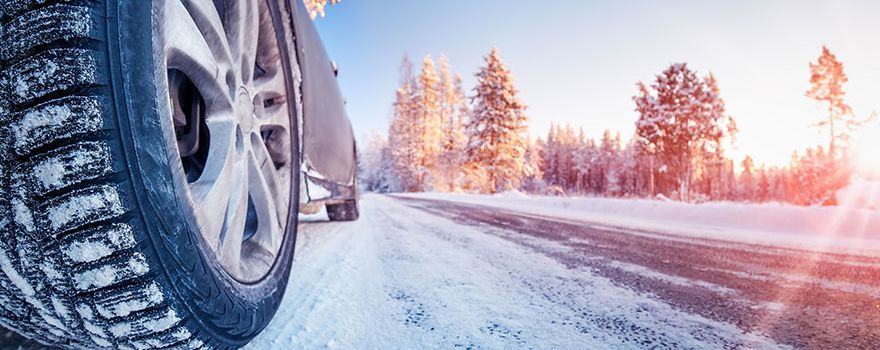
<box><xmin>837</xmin><ymin>177</ymin><xmax>880</xmax><ymax>210</ymax></box>
<box><xmin>399</xmin><ymin>189</ymin><xmax>880</xmax><ymax>255</ymax></box>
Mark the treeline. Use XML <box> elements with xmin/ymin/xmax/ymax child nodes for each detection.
<box><xmin>360</xmin><ymin>46</ymin><xmax>866</xmax><ymax>205</ymax></box>
<box><xmin>530</xmin><ymin>124</ymin><xmax>848</xmax><ymax>205</ymax></box>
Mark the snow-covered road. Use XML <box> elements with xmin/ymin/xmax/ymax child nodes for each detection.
<box><xmin>242</xmin><ymin>195</ymin><xmax>880</xmax><ymax>349</ymax></box>
<box><xmin>247</xmin><ymin>194</ymin><xmax>785</xmax><ymax>349</ymax></box>
<box><xmin>6</xmin><ymin>194</ymin><xmax>879</xmax><ymax>349</ymax></box>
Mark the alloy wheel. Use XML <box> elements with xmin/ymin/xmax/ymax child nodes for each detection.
<box><xmin>162</xmin><ymin>0</ymin><xmax>293</xmax><ymax>282</ymax></box>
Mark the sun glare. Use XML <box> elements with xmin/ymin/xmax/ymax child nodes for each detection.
<box><xmin>852</xmin><ymin>123</ymin><xmax>880</xmax><ymax>178</ymax></box>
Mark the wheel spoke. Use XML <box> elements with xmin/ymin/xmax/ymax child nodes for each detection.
<box><xmin>226</xmin><ymin>0</ymin><xmax>261</xmax><ymax>86</ymax></box>
<box><xmin>252</xmin><ymin>0</ymin><xmax>288</xmax><ymax>127</ymax></box>
<box><xmin>180</xmin><ymin>0</ymin><xmax>235</xmax><ymax>66</ymax></box>
<box><xmin>216</xmin><ymin>165</ymin><xmax>248</xmax><ymax>275</ymax></box>
<box><xmin>189</xmin><ymin>117</ymin><xmax>238</xmax><ymax>246</ymax></box>
<box><xmin>253</xmin><ymin>68</ymin><xmax>290</xmax><ymax>130</ymax></box>
<box><xmin>247</xmin><ymin>135</ymin><xmax>286</xmax><ymax>255</ymax></box>
<box><xmin>163</xmin><ymin>0</ymin><xmax>234</xmax><ymax>114</ymax></box>
<box><xmin>252</xmin><ymin>133</ymin><xmax>287</xmax><ymax>210</ymax></box>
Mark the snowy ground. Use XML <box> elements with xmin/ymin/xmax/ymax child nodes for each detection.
<box><xmin>252</xmin><ymin>194</ymin><xmax>879</xmax><ymax>349</ymax></box>
<box><xmin>5</xmin><ymin>194</ymin><xmax>879</xmax><ymax>349</ymax></box>
<box><xmin>399</xmin><ymin>187</ymin><xmax>880</xmax><ymax>255</ymax></box>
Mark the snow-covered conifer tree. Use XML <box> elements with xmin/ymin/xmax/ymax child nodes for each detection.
<box><xmin>597</xmin><ymin>129</ymin><xmax>618</xmax><ymax>194</ymax></box>
<box><xmin>757</xmin><ymin>166</ymin><xmax>770</xmax><ymax>202</ymax></box>
<box><xmin>740</xmin><ymin>156</ymin><xmax>755</xmax><ymax>201</ymax></box>
<box><xmin>633</xmin><ymin>64</ymin><xmax>737</xmax><ymax>201</ymax></box>
<box><xmin>563</xmin><ymin>126</ymin><xmax>574</xmax><ymax>191</ymax></box>
<box><xmin>541</xmin><ymin>124</ymin><xmax>559</xmax><ymax>188</ymax></box>
<box><xmin>359</xmin><ymin>132</ymin><xmax>399</xmax><ymax>193</ymax></box>
<box><xmin>464</xmin><ymin>48</ymin><xmax>529</xmax><ymax>193</ymax></box>
<box><xmin>436</xmin><ymin>58</ymin><xmax>468</xmax><ymax>191</ymax></box>
<box><xmin>437</xmin><ymin>56</ymin><xmax>456</xmax><ymax>132</ymax></box>
<box><xmin>521</xmin><ymin>136</ymin><xmax>545</xmax><ymax>193</ymax></box>
<box><xmin>388</xmin><ymin>56</ymin><xmax>421</xmax><ymax>191</ymax></box>
<box><xmin>414</xmin><ymin>55</ymin><xmax>442</xmax><ymax>191</ymax></box>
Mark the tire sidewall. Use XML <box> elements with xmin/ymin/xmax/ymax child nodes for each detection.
<box><xmin>109</xmin><ymin>0</ymin><xmax>299</xmax><ymax>345</ymax></box>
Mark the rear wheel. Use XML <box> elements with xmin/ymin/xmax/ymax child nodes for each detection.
<box><xmin>327</xmin><ymin>199</ymin><xmax>359</xmax><ymax>222</ymax></box>
<box><xmin>0</xmin><ymin>0</ymin><xmax>301</xmax><ymax>348</ymax></box>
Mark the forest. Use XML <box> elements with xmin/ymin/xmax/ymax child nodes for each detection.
<box><xmin>359</xmin><ymin>46</ymin><xmax>872</xmax><ymax>206</ymax></box>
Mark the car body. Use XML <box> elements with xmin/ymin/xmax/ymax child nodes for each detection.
<box><xmin>289</xmin><ymin>0</ymin><xmax>358</xmax><ymax>210</ymax></box>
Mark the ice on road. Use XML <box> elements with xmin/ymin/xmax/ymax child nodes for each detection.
<box><xmin>246</xmin><ymin>195</ymin><xmax>788</xmax><ymax>349</ymax></box>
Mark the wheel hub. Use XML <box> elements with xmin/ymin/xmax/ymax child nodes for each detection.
<box><xmin>236</xmin><ymin>87</ymin><xmax>255</xmax><ymax>133</ymax></box>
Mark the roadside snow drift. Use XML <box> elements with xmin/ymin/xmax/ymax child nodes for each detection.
<box><xmin>399</xmin><ymin>188</ymin><xmax>880</xmax><ymax>255</ymax></box>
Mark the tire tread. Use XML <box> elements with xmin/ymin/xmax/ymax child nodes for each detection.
<box><xmin>0</xmin><ymin>2</ymin><xmax>198</xmax><ymax>349</ymax></box>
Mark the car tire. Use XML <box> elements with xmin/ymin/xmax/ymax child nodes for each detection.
<box><xmin>326</xmin><ymin>199</ymin><xmax>359</xmax><ymax>222</ymax></box>
<box><xmin>0</xmin><ymin>1</ymin><xmax>301</xmax><ymax>349</ymax></box>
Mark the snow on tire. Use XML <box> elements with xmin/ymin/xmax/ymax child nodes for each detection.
<box><xmin>0</xmin><ymin>1</ymin><xmax>301</xmax><ymax>349</ymax></box>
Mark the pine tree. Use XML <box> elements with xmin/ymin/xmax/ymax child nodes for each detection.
<box><xmin>740</xmin><ymin>156</ymin><xmax>755</xmax><ymax>201</ymax></box>
<box><xmin>464</xmin><ymin>48</ymin><xmax>529</xmax><ymax>193</ymax></box>
<box><xmin>551</xmin><ymin>124</ymin><xmax>566</xmax><ymax>189</ymax></box>
<box><xmin>583</xmin><ymin>138</ymin><xmax>600</xmax><ymax>194</ymax></box>
<box><xmin>806</xmin><ymin>46</ymin><xmax>854</xmax><ymax>157</ymax></box>
<box><xmin>790</xmin><ymin>145</ymin><xmax>844</xmax><ymax>205</ymax></box>
<box><xmin>599</xmin><ymin>129</ymin><xmax>618</xmax><ymax>195</ymax></box>
<box><xmin>388</xmin><ymin>56</ymin><xmax>420</xmax><ymax>191</ymax></box>
<box><xmin>633</xmin><ymin>64</ymin><xmax>737</xmax><ymax>201</ymax></box>
<box><xmin>560</xmin><ymin>126</ymin><xmax>575</xmax><ymax>191</ymax></box>
<box><xmin>415</xmin><ymin>56</ymin><xmax>442</xmax><ymax>191</ymax></box>
<box><xmin>757</xmin><ymin>166</ymin><xmax>770</xmax><ymax>202</ymax></box>
<box><xmin>572</xmin><ymin>127</ymin><xmax>591</xmax><ymax>193</ymax></box>
<box><xmin>437</xmin><ymin>56</ymin><xmax>456</xmax><ymax>131</ymax></box>
<box><xmin>619</xmin><ymin>139</ymin><xmax>640</xmax><ymax>196</ymax></box>
<box><xmin>724</xmin><ymin>159</ymin><xmax>737</xmax><ymax>200</ymax></box>
<box><xmin>522</xmin><ymin>136</ymin><xmax>545</xmax><ymax>193</ymax></box>
<box><xmin>436</xmin><ymin>59</ymin><xmax>469</xmax><ymax>192</ymax></box>
<box><xmin>359</xmin><ymin>131</ymin><xmax>399</xmax><ymax>193</ymax></box>
<box><xmin>442</xmin><ymin>88</ymin><xmax>467</xmax><ymax>189</ymax></box>
<box><xmin>803</xmin><ymin>47</ymin><xmax>864</xmax><ymax>204</ymax></box>
<box><xmin>541</xmin><ymin>124</ymin><xmax>559</xmax><ymax>188</ymax></box>
<box><xmin>771</xmin><ymin>168</ymin><xmax>788</xmax><ymax>202</ymax></box>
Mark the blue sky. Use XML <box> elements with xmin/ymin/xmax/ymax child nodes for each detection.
<box><xmin>314</xmin><ymin>0</ymin><xmax>880</xmax><ymax>167</ymax></box>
